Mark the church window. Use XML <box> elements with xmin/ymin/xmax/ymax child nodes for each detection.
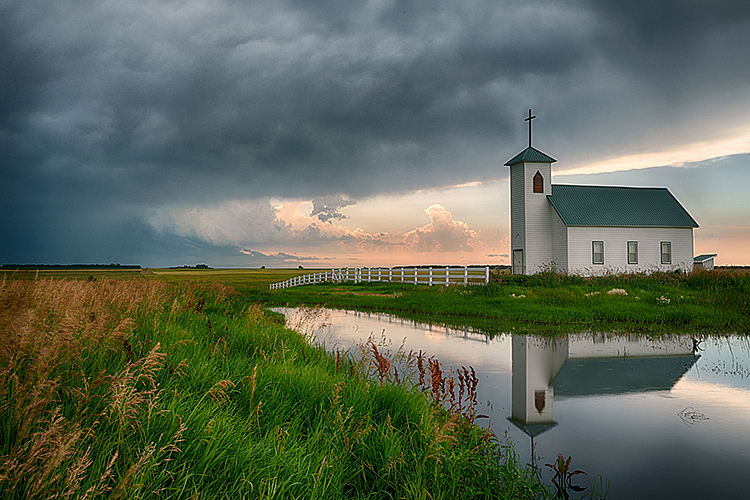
<box><xmin>661</xmin><ymin>242</ymin><xmax>672</xmax><ymax>264</ymax></box>
<box><xmin>534</xmin><ymin>390</ymin><xmax>546</xmax><ymax>414</ymax></box>
<box><xmin>533</xmin><ymin>171</ymin><xmax>544</xmax><ymax>193</ymax></box>
<box><xmin>627</xmin><ymin>241</ymin><xmax>638</xmax><ymax>265</ymax></box>
<box><xmin>592</xmin><ymin>241</ymin><xmax>604</xmax><ymax>265</ymax></box>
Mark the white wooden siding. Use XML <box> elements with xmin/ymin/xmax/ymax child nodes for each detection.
<box><xmin>510</xmin><ymin>164</ymin><xmax>525</xmax><ymax>251</ymax></box>
<box><xmin>551</xmin><ymin>209</ymin><xmax>568</xmax><ymax>272</ymax></box>
<box><xmin>566</xmin><ymin>226</ymin><xmax>694</xmax><ymax>275</ymax></box>
<box><xmin>523</xmin><ymin>162</ymin><xmax>553</xmax><ymax>273</ymax></box>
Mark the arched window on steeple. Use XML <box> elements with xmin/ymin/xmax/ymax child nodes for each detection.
<box><xmin>533</xmin><ymin>171</ymin><xmax>544</xmax><ymax>193</ymax></box>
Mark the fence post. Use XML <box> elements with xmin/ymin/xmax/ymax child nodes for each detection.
<box><xmin>445</xmin><ymin>267</ymin><xmax>450</xmax><ymax>286</ymax></box>
<box><xmin>429</xmin><ymin>267</ymin><xmax>433</xmax><ymax>286</ymax></box>
<box><xmin>485</xmin><ymin>266</ymin><xmax>490</xmax><ymax>284</ymax></box>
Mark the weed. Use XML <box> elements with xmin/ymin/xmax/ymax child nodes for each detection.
<box><xmin>546</xmin><ymin>454</ymin><xmax>587</xmax><ymax>499</ymax></box>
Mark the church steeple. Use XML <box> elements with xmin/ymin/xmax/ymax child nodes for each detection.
<box><xmin>504</xmin><ymin>110</ymin><xmax>556</xmax><ymax>275</ymax></box>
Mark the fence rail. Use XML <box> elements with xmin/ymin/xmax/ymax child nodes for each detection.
<box><xmin>269</xmin><ymin>266</ymin><xmax>495</xmax><ymax>290</ymax></box>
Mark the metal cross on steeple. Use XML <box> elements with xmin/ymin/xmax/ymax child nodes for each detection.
<box><xmin>524</xmin><ymin>108</ymin><xmax>536</xmax><ymax>148</ymax></box>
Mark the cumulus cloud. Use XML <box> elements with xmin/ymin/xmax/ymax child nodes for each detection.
<box><xmin>145</xmin><ymin>198</ymin><xmax>488</xmax><ymax>263</ymax></box>
<box><xmin>402</xmin><ymin>205</ymin><xmax>482</xmax><ymax>252</ymax></box>
<box><xmin>147</xmin><ymin>197</ymin><xmax>381</xmax><ymax>250</ymax></box>
<box><xmin>147</xmin><ymin>200</ymin><xmax>289</xmax><ymax>247</ymax></box>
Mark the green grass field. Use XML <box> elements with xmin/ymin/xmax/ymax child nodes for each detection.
<box><xmin>6</xmin><ymin>266</ymin><xmax>748</xmax><ymax>333</ymax></box>
<box><xmin>250</xmin><ymin>268</ymin><xmax>750</xmax><ymax>334</ymax></box>
<box><xmin>0</xmin><ymin>276</ymin><xmax>552</xmax><ymax>499</ymax></box>
<box><xmin>11</xmin><ymin>267</ymin><xmax>743</xmax><ymax>498</ymax></box>
<box><xmin>150</xmin><ymin>267</ymin><xmax>318</xmax><ymax>289</ymax></box>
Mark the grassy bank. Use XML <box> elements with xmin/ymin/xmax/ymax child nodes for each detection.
<box><xmin>252</xmin><ymin>269</ymin><xmax>750</xmax><ymax>334</ymax></box>
<box><xmin>0</xmin><ymin>277</ymin><xmax>549</xmax><ymax>499</ymax></box>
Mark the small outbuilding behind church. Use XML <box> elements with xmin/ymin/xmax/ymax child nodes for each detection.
<box><xmin>693</xmin><ymin>254</ymin><xmax>717</xmax><ymax>271</ymax></box>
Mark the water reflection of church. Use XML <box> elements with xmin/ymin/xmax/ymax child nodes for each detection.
<box><xmin>509</xmin><ymin>334</ymin><xmax>699</xmax><ymax>441</ymax></box>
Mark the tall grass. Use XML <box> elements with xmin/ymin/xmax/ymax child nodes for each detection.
<box><xmin>0</xmin><ymin>277</ymin><xmax>551</xmax><ymax>499</ymax></box>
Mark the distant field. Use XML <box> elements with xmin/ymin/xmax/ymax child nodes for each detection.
<box><xmin>150</xmin><ymin>268</ymin><xmax>326</xmax><ymax>289</ymax></box>
<box><xmin>0</xmin><ymin>268</ymin><xmax>146</xmax><ymax>280</ymax></box>
<box><xmin>0</xmin><ymin>267</ymin><xmax>321</xmax><ymax>288</ymax></box>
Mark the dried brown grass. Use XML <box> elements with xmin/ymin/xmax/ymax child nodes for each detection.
<box><xmin>0</xmin><ymin>277</ymin><xmax>181</xmax><ymax>499</ymax></box>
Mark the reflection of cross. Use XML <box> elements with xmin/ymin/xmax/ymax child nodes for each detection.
<box><xmin>524</xmin><ymin>108</ymin><xmax>536</xmax><ymax>147</ymax></box>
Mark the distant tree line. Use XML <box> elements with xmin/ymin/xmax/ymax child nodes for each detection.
<box><xmin>1</xmin><ymin>263</ymin><xmax>141</xmax><ymax>269</ymax></box>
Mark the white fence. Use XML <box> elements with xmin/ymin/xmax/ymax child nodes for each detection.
<box><xmin>270</xmin><ymin>266</ymin><xmax>495</xmax><ymax>290</ymax></box>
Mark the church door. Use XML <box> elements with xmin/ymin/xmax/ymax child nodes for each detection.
<box><xmin>513</xmin><ymin>250</ymin><xmax>524</xmax><ymax>275</ymax></box>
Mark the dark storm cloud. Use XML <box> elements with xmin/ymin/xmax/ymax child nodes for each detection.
<box><xmin>311</xmin><ymin>195</ymin><xmax>355</xmax><ymax>222</ymax></box>
<box><xmin>2</xmin><ymin>0</ymin><xmax>749</xmax><ymax>265</ymax></box>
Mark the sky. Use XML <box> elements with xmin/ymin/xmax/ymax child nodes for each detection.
<box><xmin>2</xmin><ymin>0</ymin><xmax>750</xmax><ymax>268</ymax></box>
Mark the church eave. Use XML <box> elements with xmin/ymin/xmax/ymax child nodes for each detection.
<box><xmin>504</xmin><ymin>146</ymin><xmax>557</xmax><ymax>166</ymax></box>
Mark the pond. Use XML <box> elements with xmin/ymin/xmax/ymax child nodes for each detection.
<box><xmin>274</xmin><ymin>307</ymin><xmax>750</xmax><ymax>500</ymax></box>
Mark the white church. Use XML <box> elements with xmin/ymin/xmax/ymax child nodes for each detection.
<box><xmin>506</xmin><ymin>111</ymin><xmax>700</xmax><ymax>275</ymax></box>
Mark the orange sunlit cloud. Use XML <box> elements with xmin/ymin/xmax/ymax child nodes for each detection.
<box><xmin>149</xmin><ymin>199</ymin><xmax>507</xmax><ymax>267</ymax></box>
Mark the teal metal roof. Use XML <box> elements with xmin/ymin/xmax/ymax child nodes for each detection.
<box><xmin>547</xmin><ymin>184</ymin><xmax>699</xmax><ymax>228</ymax></box>
<box><xmin>507</xmin><ymin>418</ymin><xmax>558</xmax><ymax>438</ymax></box>
<box><xmin>694</xmin><ymin>254</ymin><xmax>717</xmax><ymax>262</ymax></box>
<box><xmin>552</xmin><ymin>355</ymin><xmax>698</xmax><ymax>399</ymax></box>
<box><xmin>504</xmin><ymin>147</ymin><xmax>557</xmax><ymax>166</ymax></box>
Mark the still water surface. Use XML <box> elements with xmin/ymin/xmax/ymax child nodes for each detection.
<box><xmin>275</xmin><ymin>307</ymin><xmax>750</xmax><ymax>500</ymax></box>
